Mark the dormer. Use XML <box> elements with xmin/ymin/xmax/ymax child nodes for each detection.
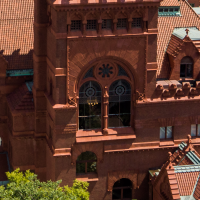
<box><xmin>166</xmin><ymin>27</ymin><xmax>200</xmax><ymax>80</ymax></box>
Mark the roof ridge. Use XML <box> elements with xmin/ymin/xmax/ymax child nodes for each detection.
<box><xmin>182</xmin><ymin>0</ymin><xmax>200</xmax><ymax>23</ymax></box>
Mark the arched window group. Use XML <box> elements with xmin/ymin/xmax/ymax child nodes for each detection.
<box><xmin>78</xmin><ymin>62</ymin><xmax>132</xmax><ymax>131</ymax></box>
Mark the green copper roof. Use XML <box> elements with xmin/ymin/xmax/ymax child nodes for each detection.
<box><xmin>158</xmin><ymin>6</ymin><xmax>181</xmax><ymax>16</ymax></box>
<box><xmin>174</xmin><ymin>164</ymin><xmax>200</xmax><ymax>173</ymax></box>
<box><xmin>178</xmin><ymin>142</ymin><xmax>200</xmax><ymax>165</ymax></box>
<box><xmin>6</xmin><ymin>69</ymin><xmax>33</xmax><ymax>77</ymax></box>
<box><xmin>193</xmin><ymin>7</ymin><xmax>200</xmax><ymax>15</ymax></box>
<box><xmin>172</xmin><ymin>27</ymin><xmax>200</xmax><ymax>40</ymax></box>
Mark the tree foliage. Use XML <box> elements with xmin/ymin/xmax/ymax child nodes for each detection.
<box><xmin>0</xmin><ymin>169</ymin><xmax>90</xmax><ymax>200</ymax></box>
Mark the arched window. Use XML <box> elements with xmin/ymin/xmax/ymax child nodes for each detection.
<box><xmin>180</xmin><ymin>56</ymin><xmax>193</xmax><ymax>78</ymax></box>
<box><xmin>79</xmin><ymin>81</ymin><xmax>101</xmax><ymax>130</ymax></box>
<box><xmin>76</xmin><ymin>151</ymin><xmax>97</xmax><ymax>174</ymax></box>
<box><xmin>112</xmin><ymin>178</ymin><xmax>132</xmax><ymax>200</ymax></box>
<box><xmin>109</xmin><ymin>80</ymin><xmax>131</xmax><ymax>128</ymax></box>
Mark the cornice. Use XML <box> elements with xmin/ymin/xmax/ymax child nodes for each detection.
<box><xmin>47</xmin><ymin>0</ymin><xmax>160</xmax><ymax>11</ymax></box>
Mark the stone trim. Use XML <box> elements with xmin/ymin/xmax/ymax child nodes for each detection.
<box><xmin>107</xmin><ymin>170</ymin><xmax>138</xmax><ymax>192</ymax></box>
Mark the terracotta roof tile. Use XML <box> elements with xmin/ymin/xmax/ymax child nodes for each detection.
<box><xmin>7</xmin><ymin>81</ymin><xmax>34</xmax><ymax>112</ymax></box>
<box><xmin>160</xmin><ymin>0</ymin><xmax>180</xmax><ymax>6</ymax></box>
<box><xmin>175</xmin><ymin>171</ymin><xmax>199</xmax><ymax>196</ymax></box>
<box><xmin>0</xmin><ymin>0</ymin><xmax>34</xmax><ymax>69</ymax></box>
<box><xmin>157</xmin><ymin>0</ymin><xmax>200</xmax><ymax>78</ymax></box>
<box><xmin>194</xmin><ymin>177</ymin><xmax>200</xmax><ymax>199</ymax></box>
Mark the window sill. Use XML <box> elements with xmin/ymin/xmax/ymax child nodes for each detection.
<box><xmin>76</xmin><ymin>127</ymin><xmax>135</xmax><ymax>143</ymax></box>
<box><xmin>159</xmin><ymin>140</ymin><xmax>174</xmax><ymax>147</ymax></box>
<box><xmin>76</xmin><ymin>173</ymin><xmax>98</xmax><ymax>182</ymax></box>
<box><xmin>191</xmin><ymin>137</ymin><xmax>200</xmax><ymax>144</ymax></box>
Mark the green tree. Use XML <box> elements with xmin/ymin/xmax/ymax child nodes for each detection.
<box><xmin>0</xmin><ymin>168</ymin><xmax>89</xmax><ymax>200</ymax></box>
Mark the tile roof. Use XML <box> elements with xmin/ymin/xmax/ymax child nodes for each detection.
<box><xmin>50</xmin><ymin>0</ymin><xmax>161</xmax><ymax>5</ymax></box>
<box><xmin>0</xmin><ymin>0</ymin><xmax>34</xmax><ymax>69</ymax></box>
<box><xmin>7</xmin><ymin>81</ymin><xmax>34</xmax><ymax>112</ymax></box>
<box><xmin>175</xmin><ymin>166</ymin><xmax>200</xmax><ymax>196</ymax></box>
<box><xmin>152</xmin><ymin>136</ymin><xmax>200</xmax><ymax>200</ymax></box>
<box><xmin>160</xmin><ymin>0</ymin><xmax>180</xmax><ymax>6</ymax></box>
<box><xmin>157</xmin><ymin>0</ymin><xmax>200</xmax><ymax>78</ymax></box>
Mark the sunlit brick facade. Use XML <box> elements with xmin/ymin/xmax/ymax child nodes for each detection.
<box><xmin>1</xmin><ymin>0</ymin><xmax>200</xmax><ymax>199</ymax></box>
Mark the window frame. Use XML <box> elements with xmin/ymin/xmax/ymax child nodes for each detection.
<box><xmin>76</xmin><ymin>152</ymin><xmax>97</xmax><ymax>174</ymax></box>
<box><xmin>180</xmin><ymin>56</ymin><xmax>193</xmax><ymax>78</ymax></box>
<box><xmin>77</xmin><ymin>62</ymin><xmax>134</xmax><ymax>132</ymax></box>
<box><xmin>132</xmin><ymin>18</ymin><xmax>142</xmax><ymax>28</ymax></box>
<box><xmin>191</xmin><ymin>124</ymin><xmax>200</xmax><ymax>137</ymax></box>
<box><xmin>71</xmin><ymin>20</ymin><xmax>82</xmax><ymax>31</ymax></box>
<box><xmin>117</xmin><ymin>18</ymin><xmax>128</xmax><ymax>29</ymax></box>
<box><xmin>112</xmin><ymin>178</ymin><xmax>132</xmax><ymax>200</ymax></box>
<box><xmin>160</xmin><ymin>126</ymin><xmax>173</xmax><ymax>140</ymax></box>
<box><xmin>86</xmin><ymin>20</ymin><xmax>97</xmax><ymax>30</ymax></box>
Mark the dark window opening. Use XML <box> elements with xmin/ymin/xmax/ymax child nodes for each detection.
<box><xmin>132</xmin><ymin>18</ymin><xmax>142</xmax><ymax>28</ymax></box>
<box><xmin>180</xmin><ymin>56</ymin><xmax>193</xmax><ymax>78</ymax></box>
<box><xmin>76</xmin><ymin>151</ymin><xmax>97</xmax><ymax>174</ymax></box>
<box><xmin>87</xmin><ymin>20</ymin><xmax>97</xmax><ymax>30</ymax></box>
<box><xmin>71</xmin><ymin>20</ymin><xmax>81</xmax><ymax>31</ymax></box>
<box><xmin>79</xmin><ymin>81</ymin><xmax>101</xmax><ymax>130</ymax></box>
<box><xmin>112</xmin><ymin>178</ymin><xmax>132</xmax><ymax>200</ymax></box>
<box><xmin>117</xmin><ymin>18</ymin><xmax>127</xmax><ymax>29</ymax></box>
<box><xmin>160</xmin><ymin>126</ymin><xmax>173</xmax><ymax>140</ymax></box>
<box><xmin>109</xmin><ymin>80</ymin><xmax>131</xmax><ymax>128</ymax></box>
<box><xmin>118</xmin><ymin>65</ymin><xmax>128</xmax><ymax>77</ymax></box>
<box><xmin>83</xmin><ymin>67</ymin><xmax>94</xmax><ymax>79</ymax></box>
<box><xmin>102</xmin><ymin>19</ymin><xmax>112</xmax><ymax>29</ymax></box>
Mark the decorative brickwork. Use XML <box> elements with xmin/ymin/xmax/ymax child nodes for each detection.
<box><xmin>71</xmin><ymin>143</ymin><xmax>103</xmax><ymax>164</ymax></box>
<box><xmin>107</xmin><ymin>170</ymin><xmax>138</xmax><ymax>192</ymax></box>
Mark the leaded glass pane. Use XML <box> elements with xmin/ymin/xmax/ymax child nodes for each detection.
<box><xmin>71</xmin><ymin>20</ymin><xmax>81</xmax><ymax>31</ymax></box>
<box><xmin>86</xmin><ymin>20</ymin><xmax>97</xmax><ymax>30</ymax></box>
<box><xmin>166</xmin><ymin>126</ymin><xmax>172</xmax><ymax>139</ymax></box>
<box><xmin>117</xmin><ymin>18</ymin><xmax>127</xmax><ymax>29</ymax></box>
<box><xmin>102</xmin><ymin>19</ymin><xmax>112</xmax><ymax>29</ymax></box>
<box><xmin>186</xmin><ymin>64</ymin><xmax>193</xmax><ymax>77</ymax></box>
<box><xmin>83</xmin><ymin>67</ymin><xmax>93</xmax><ymax>79</ymax></box>
<box><xmin>191</xmin><ymin>124</ymin><xmax>196</xmax><ymax>137</ymax></box>
<box><xmin>79</xmin><ymin>81</ymin><xmax>101</xmax><ymax>129</ymax></box>
<box><xmin>132</xmin><ymin>18</ymin><xmax>142</xmax><ymax>28</ymax></box>
<box><xmin>160</xmin><ymin>127</ymin><xmax>165</xmax><ymax>139</ymax></box>
<box><xmin>118</xmin><ymin>65</ymin><xmax>128</xmax><ymax>77</ymax></box>
<box><xmin>109</xmin><ymin>80</ymin><xmax>131</xmax><ymax>128</ymax></box>
<box><xmin>198</xmin><ymin>124</ymin><xmax>200</xmax><ymax>136</ymax></box>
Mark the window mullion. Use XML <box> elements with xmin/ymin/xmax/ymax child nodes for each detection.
<box><xmin>165</xmin><ymin>127</ymin><xmax>167</xmax><ymax>139</ymax></box>
<box><xmin>103</xmin><ymin>86</ymin><xmax>109</xmax><ymax>134</ymax></box>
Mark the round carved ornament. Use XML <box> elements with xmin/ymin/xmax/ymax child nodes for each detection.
<box><xmin>94</xmin><ymin>61</ymin><xmax>118</xmax><ymax>81</ymax></box>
